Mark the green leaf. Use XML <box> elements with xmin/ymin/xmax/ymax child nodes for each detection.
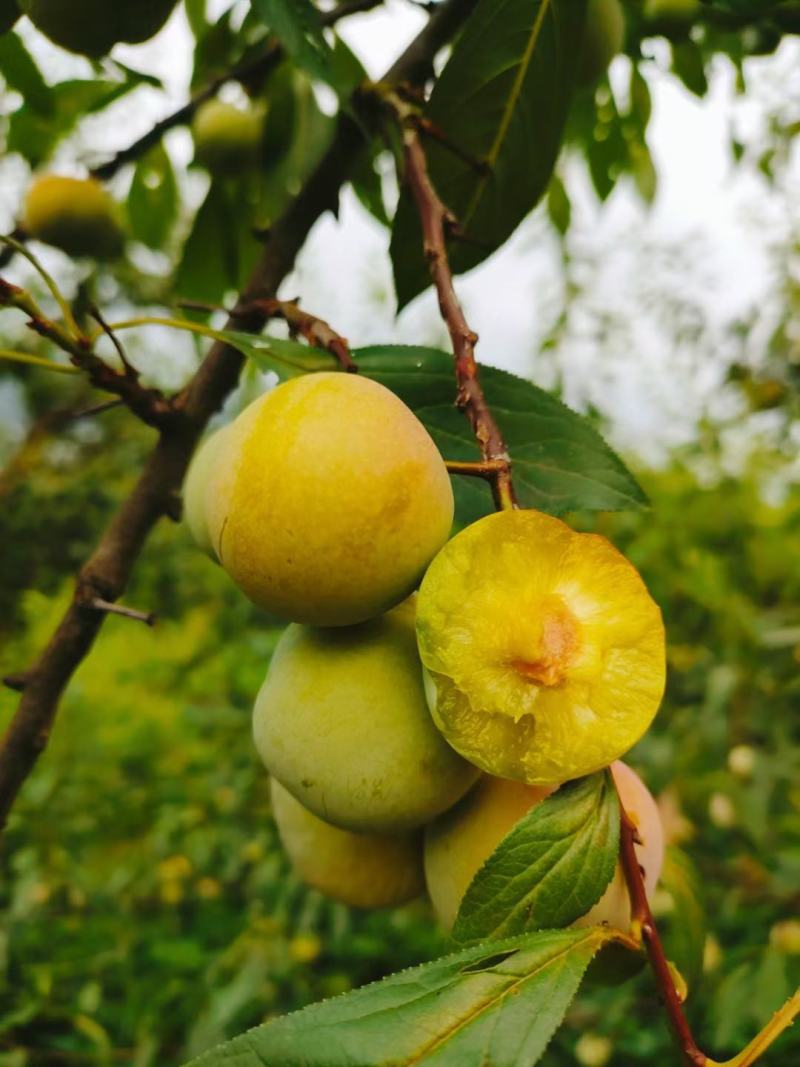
<box><xmin>127</xmin><ymin>144</ymin><xmax>178</xmax><ymax>250</ymax></box>
<box><xmin>6</xmin><ymin>77</ymin><xmax>153</xmax><ymax>167</ymax></box>
<box><xmin>214</xmin><ymin>339</ymin><xmax>646</xmax><ymax>520</ymax></box>
<box><xmin>0</xmin><ymin>32</ymin><xmax>52</xmax><ymax>116</ymax></box>
<box><xmin>356</xmin><ymin>346</ymin><xmax>648</xmax><ymax>521</ymax></box>
<box><xmin>174</xmin><ymin>184</ymin><xmax>262</xmax><ymax>303</ymax></box>
<box><xmin>186</xmin><ymin>926</ymin><xmax>609</xmax><ymax>1067</ymax></box>
<box><xmin>256</xmin><ymin>73</ymin><xmax>335</xmax><ymax>224</ymax></box>
<box><xmin>391</xmin><ymin>0</ymin><xmax>588</xmax><ymax>309</ymax></box>
<box><xmin>453</xmin><ymin>773</ymin><xmax>620</xmax><ymax>945</ymax></box>
<box><xmin>250</xmin><ymin>0</ymin><xmax>348</xmax><ymax>98</ymax></box>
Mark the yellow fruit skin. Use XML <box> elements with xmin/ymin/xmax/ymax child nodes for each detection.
<box><xmin>424</xmin><ymin>762</ymin><xmax>664</xmax><ymax>933</ymax></box>
<box><xmin>182</xmin><ymin>426</ymin><xmax>232</xmax><ymax>558</ymax></box>
<box><xmin>578</xmin><ymin>0</ymin><xmax>625</xmax><ymax>86</ymax></box>
<box><xmin>24</xmin><ymin>175</ymin><xmax>124</xmax><ymax>260</ymax></box>
<box><xmin>254</xmin><ymin>602</ymin><xmax>480</xmax><ymax>834</ymax></box>
<box><xmin>417</xmin><ymin>508</ymin><xmax>666</xmax><ymax>785</ymax></box>
<box><xmin>207</xmin><ymin>373</ymin><xmax>454</xmax><ymax>627</ymax></box>
<box><xmin>270</xmin><ymin>780</ymin><xmax>424</xmax><ymax>909</ymax></box>
<box><xmin>192</xmin><ymin>100</ymin><xmax>266</xmax><ymax>177</ymax></box>
<box><xmin>23</xmin><ymin>0</ymin><xmax>177</xmax><ymax>57</ymax></box>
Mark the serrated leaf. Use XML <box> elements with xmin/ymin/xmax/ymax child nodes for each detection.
<box><xmin>453</xmin><ymin>773</ymin><xmax>620</xmax><ymax>945</ymax></box>
<box><xmin>213</xmin><ymin>339</ymin><xmax>646</xmax><ymax>520</ymax></box>
<box><xmin>356</xmin><ymin>346</ymin><xmax>648</xmax><ymax>520</ymax></box>
<box><xmin>186</xmin><ymin>926</ymin><xmax>610</xmax><ymax>1067</ymax></box>
<box><xmin>127</xmin><ymin>144</ymin><xmax>178</xmax><ymax>250</ymax></box>
<box><xmin>391</xmin><ymin>0</ymin><xmax>588</xmax><ymax>309</ymax></box>
<box><xmin>250</xmin><ymin>0</ymin><xmax>349</xmax><ymax>98</ymax></box>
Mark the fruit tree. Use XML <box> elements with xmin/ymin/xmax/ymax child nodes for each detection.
<box><xmin>0</xmin><ymin>1</ymin><xmax>798</xmax><ymax>1066</ymax></box>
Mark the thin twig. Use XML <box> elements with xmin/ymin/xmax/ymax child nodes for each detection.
<box><xmin>0</xmin><ymin>280</ymin><xmax>174</xmax><ymax>428</ymax></box>
<box><xmin>247</xmin><ymin>297</ymin><xmax>358</xmax><ymax>372</ymax></box>
<box><xmin>87</xmin><ymin>598</ymin><xmax>156</xmax><ymax>627</ymax></box>
<box><xmin>445</xmin><ymin>459</ymin><xmax>509</xmax><ymax>478</ymax></box>
<box><xmin>384</xmin><ymin>91</ymin><xmax>517</xmax><ymax>510</ymax></box>
<box><xmin>89</xmin><ymin>305</ymin><xmax>137</xmax><ymax>379</ymax></box>
<box><xmin>0</xmin><ymin>0</ymin><xmax>481</xmax><ymax>834</ymax></box>
<box><xmin>618</xmin><ymin>805</ymin><xmax>707</xmax><ymax>1066</ymax></box>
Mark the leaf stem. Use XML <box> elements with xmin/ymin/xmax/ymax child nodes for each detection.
<box><xmin>0</xmin><ymin>237</ymin><xmax>80</xmax><ymax>338</ymax></box>
<box><xmin>0</xmin><ymin>349</ymin><xmax>79</xmax><ymax>374</ymax></box>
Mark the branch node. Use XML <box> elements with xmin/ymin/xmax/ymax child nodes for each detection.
<box><xmin>2</xmin><ymin>673</ymin><xmax>29</xmax><ymax>693</ymax></box>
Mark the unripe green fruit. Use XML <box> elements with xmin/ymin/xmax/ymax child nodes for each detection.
<box><xmin>270</xmin><ymin>780</ymin><xmax>424</xmax><ymax>909</ymax></box>
<box><xmin>22</xmin><ymin>0</ymin><xmax>178</xmax><ymax>57</ymax></box>
<box><xmin>425</xmin><ymin>762</ymin><xmax>664</xmax><ymax>933</ymax></box>
<box><xmin>192</xmin><ymin>100</ymin><xmax>266</xmax><ymax>177</ymax></box>
<box><xmin>182</xmin><ymin>426</ymin><xmax>232</xmax><ymax>558</ymax></box>
<box><xmin>206</xmin><ymin>373</ymin><xmax>454</xmax><ymax>627</ymax></box>
<box><xmin>578</xmin><ymin>0</ymin><xmax>625</xmax><ymax>86</ymax></box>
<box><xmin>254</xmin><ymin>602</ymin><xmax>480</xmax><ymax>834</ymax></box>
<box><xmin>0</xmin><ymin>0</ymin><xmax>19</xmax><ymax>34</ymax></box>
<box><xmin>24</xmin><ymin>175</ymin><xmax>125</xmax><ymax>260</ymax></box>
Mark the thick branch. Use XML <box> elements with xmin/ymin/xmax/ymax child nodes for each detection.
<box><xmin>0</xmin><ymin>0</ymin><xmax>480</xmax><ymax>833</ymax></box>
<box><xmin>394</xmin><ymin>104</ymin><xmax>517</xmax><ymax>510</ymax></box>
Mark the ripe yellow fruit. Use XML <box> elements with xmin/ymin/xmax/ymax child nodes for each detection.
<box><xmin>0</xmin><ymin>0</ymin><xmax>19</xmax><ymax>34</ymax></box>
<box><xmin>207</xmin><ymin>373</ymin><xmax>454</xmax><ymax>627</ymax></box>
<box><xmin>417</xmin><ymin>508</ymin><xmax>665</xmax><ymax>785</ymax></box>
<box><xmin>424</xmin><ymin>762</ymin><xmax>664</xmax><ymax>933</ymax></box>
<box><xmin>270</xmin><ymin>780</ymin><xmax>424</xmax><ymax>909</ymax></box>
<box><xmin>254</xmin><ymin>601</ymin><xmax>479</xmax><ymax>833</ymax></box>
<box><xmin>578</xmin><ymin>0</ymin><xmax>625</xmax><ymax>86</ymax></box>
<box><xmin>22</xmin><ymin>0</ymin><xmax>177</xmax><ymax>57</ymax></box>
<box><xmin>24</xmin><ymin>175</ymin><xmax>124</xmax><ymax>260</ymax></box>
<box><xmin>182</xmin><ymin>426</ymin><xmax>232</xmax><ymax>558</ymax></box>
<box><xmin>192</xmin><ymin>100</ymin><xmax>266</xmax><ymax>177</ymax></box>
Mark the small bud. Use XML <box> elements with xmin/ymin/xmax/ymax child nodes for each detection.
<box><xmin>770</xmin><ymin>920</ymin><xmax>800</xmax><ymax>955</ymax></box>
<box><xmin>709</xmin><ymin>792</ymin><xmax>736</xmax><ymax>828</ymax></box>
<box><xmin>703</xmin><ymin>934</ymin><xmax>722</xmax><ymax>972</ymax></box>
<box><xmin>575</xmin><ymin>1034</ymin><xmax>613</xmax><ymax>1067</ymax></box>
<box><xmin>728</xmin><ymin>744</ymin><xmax>756</xmax><ymax>778</ymax></box>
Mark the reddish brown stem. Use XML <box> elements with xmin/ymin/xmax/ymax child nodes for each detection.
<box><xmin>246</xmin><ymin>298</ymin><xmax>358</xmax><ymax>373</ymax></box>
<box><xmin>619</xmin><ymin>804</ymin><xmax>708</xmax><ymax>1066</ymax></box>
<box><xmin>397</xmin><ymin>113</ymin><xmax>516</xmax><ymax>511</ymax></box>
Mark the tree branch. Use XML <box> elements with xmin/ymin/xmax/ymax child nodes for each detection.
<box><xmin>383</xmin><ymin>93</ymin><xmax>517</xmax><ymax>510</ymax></box>
<box><xmin>0</xmin><ymin>279</ymin><xmax>174</xmax><ymax>429</ymax></box>
<box><xmin>618</xmin><ymin>805</ymin><xmax>707</xmax><ymax>1066</ymax></box>
<box><xmin>91</xmin><ymin>0</ymin><xmax>383</xmax><ymax>181</ymax></box>
<box><xmin>246</xmin><ymin>297</ymin><xmax>357</xmax><ymax>372</ymax></box>
<box><xmin>0</xmin><ymin>0</ymin><xmax>481</xmax><ymax>834</ymax></box>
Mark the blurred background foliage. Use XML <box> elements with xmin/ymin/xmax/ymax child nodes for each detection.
<box><xmin>1</xmin><ymin>0</ymin><xmax>799</xmax><ymax>1065</ymax></box>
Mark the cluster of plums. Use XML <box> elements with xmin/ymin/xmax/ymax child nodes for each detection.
<box><xmin>183</xmin><ymin>373</ymin><xmax>667</xmax><ymax>931</ymax></box>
